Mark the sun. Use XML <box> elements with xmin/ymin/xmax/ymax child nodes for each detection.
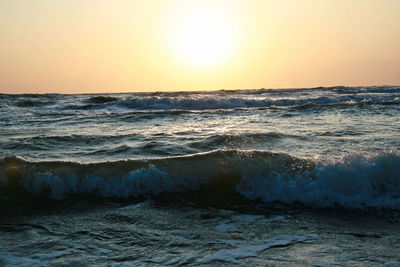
<box><xmin>168</xmin><ymin>6</ymin><xmax>236</xmax><ymax>69</ymax></box>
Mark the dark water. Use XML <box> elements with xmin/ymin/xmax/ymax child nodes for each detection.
<box><xmin>1</xmin><ymin>86</ymin><xmax>400</xmax><ymax>266</ymax></box>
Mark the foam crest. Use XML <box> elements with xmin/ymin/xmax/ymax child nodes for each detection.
<box><xmin>1</xmin><ymin>150</ymin><xmax>399</xmax><ymax>209</ymax></box>
<box><xmin>108</xmin><ymin>93</ymin><xmax>400</xmax><ymax>111</ymax></box>
<box><xmin>2</xmin><ymin>87</ymin><xmax>399</xmax><ymax>119</ymax></box>
<box><xmin>237</xmin><ymin>151</ymin><xmax>400</xmax><ymax>209</ymax></box>
<box><xmin>21</xmin><ymin>164</ymin><xmax>200</xmax><ymax>199</ymax></box>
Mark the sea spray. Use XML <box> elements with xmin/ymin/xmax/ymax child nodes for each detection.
<box><xmin>1</xmin><ymin>150</ymin><xmax>399</xmax><ymax>209</ymax></box>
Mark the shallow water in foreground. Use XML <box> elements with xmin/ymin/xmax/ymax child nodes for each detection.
<box><xmin>1</xmin><ymin>199</ymin><xmax>400</xmax><ymax>266</ymax></box>
<box><xmin>1</xmin><ymin>86</ymin><xmax>399</xmax><ymax>265</ymax></box>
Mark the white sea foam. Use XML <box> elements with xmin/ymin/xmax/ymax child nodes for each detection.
<box><xmin>2</xmin><ymin>150</ymin><xmax>400</xmax><ymax>210</ymax></box>
<box><xmin>115</xmin><ymin>234</ymin><xmax>319</xmax><ymax>265</ymax></box>
<box><xmin>103</xmin><ymin>93</ymin><xmax>400</xmax><ymax>111</ymax></box>
<box><xmin>119</xmin><ymin>201</ymin><xmax>150</xmax><ymax>210</ymax></box>
<box><xmin>201</xmin><ymin>234</ymin><xmax>319</xmax><ymax>264</ymax></box>
<box><xmin>7</xmin><ymin>86</ymin><xmax>394</xmax><ymax>113</ymax></box>
<box><xmin>237</xmin><ymin>151</ymin><xmax>400</xmax><ymax>209</ymax></box>
<box><xmin>24</xmin><ymin>164</ymin><xmax>201</xmax><ymax>200</ymax></box>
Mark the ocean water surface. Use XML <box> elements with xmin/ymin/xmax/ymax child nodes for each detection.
<box><xmin>1</xmin><ymin>86</ymin><xmax>400</xmax><ymax>266</ymax></box>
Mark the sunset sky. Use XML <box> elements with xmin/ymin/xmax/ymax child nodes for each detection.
<box><xmin>1</xmin><ymin>0</ymin><xmax>399</xmax><ymax>94</ymax></box>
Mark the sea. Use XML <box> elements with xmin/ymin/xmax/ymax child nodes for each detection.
<box><xmin>1</xmin><ymin>86</ymin><xmax>400</xmax><ymax>266</ymax></box>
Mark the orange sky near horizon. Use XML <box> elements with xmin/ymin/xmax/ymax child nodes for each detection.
<box><xmin>0</xmin><ymin>0</ymin><xmax>399</xmax><ymax>94</ymax></box>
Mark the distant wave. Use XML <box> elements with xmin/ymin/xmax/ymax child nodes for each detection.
<box><xmin>1</xmin><ymin>150</ymin><xmax>399</xmax><ymax>210</ymax></box>
<box><xmin>104</xmin><ymin>94</ymin><xmax>400</xmax><ymax>111</ymax></box>
<box><xmin>87</xmin><ymin>96</ymin><xmax>118</xmax><ymax>104</ymax></box>
<box><xmin>1</xmin><ymin>86</ymin><xmax>399</xmax><ymax>112</ymax></box>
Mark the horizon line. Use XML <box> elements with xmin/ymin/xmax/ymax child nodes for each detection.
<box><xmin>1</xmin><ymin>84</ymin><xmax>399</xmax><ymax>95</ymax></box>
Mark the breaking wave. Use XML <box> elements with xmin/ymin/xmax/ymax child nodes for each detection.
<box><xmin>1</xmin><ymin>150</ymin><xmax>399</xmax><ymax>210</ymax></box>
<box><xmin>94</xmin><ymin>94</ymin><xmax>400</xmax><ymax>111</ymax></box>
<box><xmin>1</xmin><ymin>86</ymin><xmax>399</xmax><ymax>112</ymax></box>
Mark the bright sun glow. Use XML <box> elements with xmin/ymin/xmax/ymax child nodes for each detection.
<box><xmin>170</xmin><ymin>7</ymin><xmax>236</xmax><ymax>69</ymax></box>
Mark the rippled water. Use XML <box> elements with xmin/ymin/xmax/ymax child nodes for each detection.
<box><xmin>1</xmin><ymin>86</ymin><xmax>399</xmax><ymax>266</ymax></box>
<box><xmin>2</xmin><ymin>86</ymin><xmax>399</xmax><ymax>162</ymax></box>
